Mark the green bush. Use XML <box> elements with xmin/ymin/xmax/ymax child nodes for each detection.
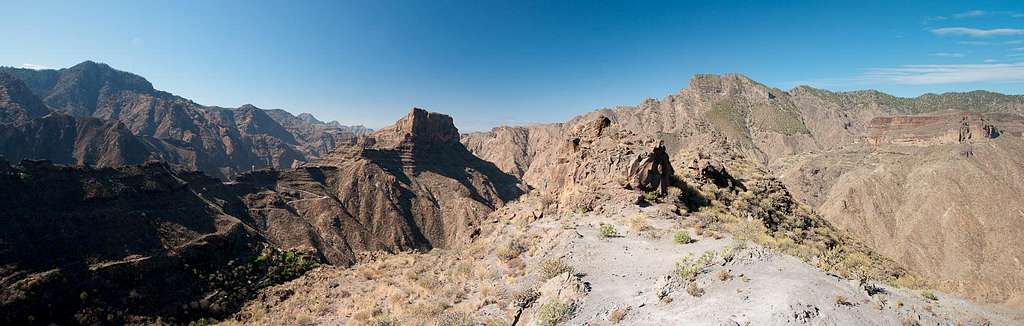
<box><xmin>644</xmin><ymin>191</ymin><xmax>659</xmax><ymax>202</ymax></box>
<box><xmin>675</xmin><ymin>250</ymin><xmax>717</xmax><ymax>281</ymax></box>
<box><xmin>598</xmin><ymin>224</ymin><xmax>617</xmax><ymax>238</ymax></box>
<box><xmin>673</xmin><ymin>231</ymin><xmax>692</xmax><ymax>244</ymax></box>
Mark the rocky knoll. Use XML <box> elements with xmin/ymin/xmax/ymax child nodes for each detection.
<box><xmin>0</xmin><ymin>62</ymin><xmax>366</xmax><ymax>179</ymax></box>
<box><xmin>300</xmin><ymin>108</ymin><xmax>524</xmax><ymax>257</ymax></box>
<box><xmin>463</xmin><ymin>74</ymin><xmax>1024</xmax><ymax>307</ymax></box>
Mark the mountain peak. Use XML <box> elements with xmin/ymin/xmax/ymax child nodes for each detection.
<box><xmin>296</xmin><ymin>113</ymin><xmax>323</xmax><ymax>124</ymax></box>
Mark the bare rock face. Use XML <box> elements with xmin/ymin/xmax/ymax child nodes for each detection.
<box><xmin>294</xmin><ymin>108</ymin><xmax>523</xmax><ymax>260</ymax></box>
<box><xmin>0</xmin><ymin>74</ymin><xmax>49</xmax><ymax>125</ymax></box>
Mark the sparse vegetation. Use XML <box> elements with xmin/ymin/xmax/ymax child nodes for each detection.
<box><xmin>686</xmin><ymin>282</ymin><xmax>704</xmax><ymax>297</ymax></box>
<box><xmin>575</xmin><ymin>204</ymin><xmax>591</xmax><ymax>215</ymax></box>
<box><xmin>536</xmin><ymin>300</ymin><xmax>573</xmax><ymax>326</ymax></box>
<box><xmin>921</xmin><ymin>290</ymin><xmax>938</xmax><ymax>301</ymax></box>
<box><xmin>675</xmin><ymin>250</ymin><xmax>717</xmax><ymax>281</ymax></box>
<box><xmin>598</xmin><ymin>224</ymin><xmax>617</xmax><ymax>238</ymax></box>
<box><xmin>434</xmin><ymin>311</ymin><xmax>475</xmax><ymax>326</ymax></box>
<box><xmin>627</xmin><ymin>213</ymin><xmax>651</xmax><ymax>233</ymax></box>
<box><xmin>717</xmin><ymin>269</ymin><xmax>731</xmax><ymax>281</ymax></box>
<box><xmin>673</xmin><ymin>230</ymin><xmax>692</xmax><ymax>244</ymax></box>
<box><xmin>644</xmin><ymin>191</ymin><xmax>659</xmax><ymax>202</ymax></box>
<box><xmin>540</xmin><ymin>258</ymin><xmax>575</xmax><ymax>280</ymax></box>
<box><xmin>496</xmin><ymin>239</ymin><xmax>527</xmax><ymax>261</ymax></box>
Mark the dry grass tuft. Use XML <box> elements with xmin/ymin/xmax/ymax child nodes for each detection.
<box><xmin>627</xmin><ymin>213</ymin><xmax>652</xmax><ymax>234</ymax></box>
<box><xmin>496</xmin><ymin>239</ymin><xmax>527</xmax><ymax>261</ymax></box>
<box><xmin>686</xmin><ymin>282</ymin><xmax>704</xmax><ymax>297</ymax></box>
<box><xmin>717</xmin><ymin>269</ymin><xmax>731</xmax><ymax>281</ymax></box>
<box><xmin>539</xmin><ymin>258</ymin><xmax>575</xmax><ymax>280</ymax></box>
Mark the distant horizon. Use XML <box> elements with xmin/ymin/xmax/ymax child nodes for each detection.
<box><xmin>4</xmin><ymin>59</ymin><xmax>1020</xmax><ymax>132</ymax></box>
<box><xmin>3</xmin><ymin>1</ymin><xmax>1023</xmax><ymax>131</ymax></box>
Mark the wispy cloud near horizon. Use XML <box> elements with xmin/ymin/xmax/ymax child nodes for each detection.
<box><xmin>931</xmin><ymin>27</ymin><xmax>1024</xmax><ymax>37</ymax></box>
<box><xmin>932</xmin><ymin>52</ymin><xmax>965</xmax><ymax>57</ymax></box>
<box><xmin>17</xmin><ymin>63</ymin><xmax>52</xmax><ymax>70</ymax></box>
<box><xmin>860</xmin><ymin>62</ymin><xmax>1024</xmax><ymax>85</ymax></box>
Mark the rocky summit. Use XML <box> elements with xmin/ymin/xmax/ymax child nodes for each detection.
<box><xmin>1</xmin><ymin>62</ymin><xmax>1023</xmax><ymax>325</ymax></box>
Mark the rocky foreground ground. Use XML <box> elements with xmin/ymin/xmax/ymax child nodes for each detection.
<box><xmin>225</xmin><ymin>189</ymin><xmax>1024</xmax><ymax>325</ymax></box>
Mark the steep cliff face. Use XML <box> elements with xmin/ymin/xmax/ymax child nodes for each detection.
<box><xmin>291</xmin><ymin>108</ymin><xmax>523</xmax><ymax>261</ymax></box>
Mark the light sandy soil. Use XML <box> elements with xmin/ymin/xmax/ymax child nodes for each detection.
<box><xmin>533</xmin><ymin>201</ymin><xmax>1024</xmax><ymax>325</ymax></box>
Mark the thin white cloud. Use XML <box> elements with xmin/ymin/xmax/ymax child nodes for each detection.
<box><xmin>1015</xmin><ymin>47</ymin><xmax>1024</xmax><ymax>51</ymax></box>
<box><xmin>931</xmin><ymin>27</ymin><xmax>1024</xmax><ymax>37</ymax></box>
<box><xmin>17</xmin><ymin>63</ymin><xmax>51</xmax><ymax>70</ymax></box>
<box><xmin>961</xmin><ymin>40</ymin><xmax>1024</xmax><ymax>45</ymax></box>
<box><xmin>984</xmin><ymin>59</ymin><xmax>999</xmax><ymax>63</ymax></box>
<box><xmin>1009</xmin><ymin>53</ymin><xmax>1024</xmax><ymax>57</ymax></box>
<box><xmin>953</xmin><ymin>10</ymin><xmax>986</xmax><ymax>19</ymax></box>
<box><xmin>932</xmin><ymin>52</ymin><xmax>965</xmax><ymax>57</ymax></box>
<box><xmin>860</xmin><ymin>62</ymin><xmax>1024</xmax><ymax>84</ymax></box>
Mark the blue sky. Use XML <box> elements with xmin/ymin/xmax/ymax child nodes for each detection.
<box><xmin>2</xmin><ymin>1</ymin><xmax>1023</xmax><ymax>131</ymax></box>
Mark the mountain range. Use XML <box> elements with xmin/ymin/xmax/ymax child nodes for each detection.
<box><xmin>0</xmin><ymin>61</ymin><xmax>370</xmax><ymax>179</ymax></box>
<box><xmin>1</xmin><ymin>62</ymin><xmax>1022</xmax><ymax>325</ymax></box>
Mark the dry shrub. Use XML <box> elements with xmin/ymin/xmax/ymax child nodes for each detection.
<box><xmin>434</xmin><ymin>311</ymin><xmax>475</xmax><ymax>326</ymax></box>
<box><xmin>536</xmin><ymin>299</ymin><xmax>573</xmax><ymax>326</ymax></box>
<box><xmin>496</xmin><ymin>239</ymin><xmax>527</xmax><ymax>261</ymax></box>
<box><xmin>627</xmin><ymin>213</ymin><xmax>652</xmax><ymax>233</ymax></box>
<box><xmin>717</xmin><ymin>269</ymin><xmax>731</xmax><ymax>281</ymax></box>
<box><xmin>540</xmin><ymin>258</ymin><xmax>575</xmax><ymax>280</ymax></box>
<box><xmin>686</xmin><ymin>282</ymin><xmax>704</xmax><ymax>297</ymax></box>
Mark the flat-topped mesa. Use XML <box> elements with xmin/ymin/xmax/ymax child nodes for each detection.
<box><xmin>369</xmin><ymin>107</ymin><xmax>461</xmax><ymax>149</ymax></box>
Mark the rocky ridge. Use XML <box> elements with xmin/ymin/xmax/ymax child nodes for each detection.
<box><xmin>462</xmin><ymin>74</ymin><xmax>1024</xmax><ymax>307</ymax></box>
